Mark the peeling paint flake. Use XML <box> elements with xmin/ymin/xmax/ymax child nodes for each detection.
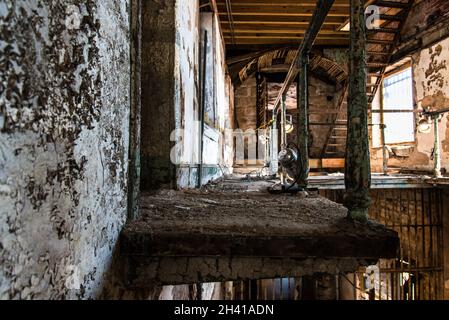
<box><xmin>0</xmin><ymin>0</ymin><xmax>131</xmax><ymax>299</ymax></box>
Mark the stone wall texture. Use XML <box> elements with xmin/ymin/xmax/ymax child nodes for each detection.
<box><xmin>0</xmin><ymin>0</ymin><xmax>131</xmax><ymax>299</ymax></box>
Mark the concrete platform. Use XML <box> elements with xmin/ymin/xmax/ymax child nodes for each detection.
<box><xmin>120</xmin><ymin>187</ymin><xmax>399</xmax><ymax>286</ymax></box>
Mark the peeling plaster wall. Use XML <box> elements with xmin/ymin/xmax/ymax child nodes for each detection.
<box><xmin>174</xmin><ymin>0</ymin><xmax>199</xmax><ymax>167</ymax></box>
<box><xmin>141</xmin><ymin>1</ymin><xmax>233</xmax><ymax>189</ymax></box>
<box><xmin>414</xmin><ymin>39</ymin><xmax>449</xmax><ymax>171</ymax></box>
<box><xmin>401</xmin><ymin>0</ymin><xmax>449</xmax><ymax>40</ymax></box>
<box><xmin>173</xmin><ymin>0</ymin><xmax>201</xmax><ymax>188</ymax></box>
<box><xmin>371</xmin><ymin>37</ymin><xmax>449</xmax><ymax>173</ymax></box>
<box><xmin>0</xmin><ymin>1</ymin><xmax>131</xmax><ymax>299</ymax></box>
<box><xmin>204</xmin><ymin>11</ymin><xmax>234</xmax><ymax>171</ymax></box>
<box><xmin>175</xmin><ymin>5</ymin><xmax>234</xmax><ymax>188</ymax></box>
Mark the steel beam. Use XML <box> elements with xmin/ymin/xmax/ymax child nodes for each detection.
<box><xmin>273</xmin><ymin>0</ymin><xmax>334</xmax><ymax>117</ymax></box>
<box><xmin>271</xmin><ymin>0</ymin><xmax>335</xmax><ymax>189</ymax></box>
<box><xmin>271</xmin><ymin>0</ymin><xmax>335</xmax><ymax>118</ymax></box>
<box><xmin>297</xmin><ymin>58</ymin><xmax>309</xmax><ymax>189</ymax></box>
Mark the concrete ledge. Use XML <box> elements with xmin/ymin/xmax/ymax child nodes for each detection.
<box><xmin>124</xmin><ymin>256</ymin><xmax>376</xmax><ymax>287</ymax></box>
<box><xmin>120</xmin><ymin>189</ymin><xmax>399</xmax><ymax>286</ymax></box>
<box><xmin>121</xmin><ymin>227</ymin><xmax>398</xmax><ymax>259</ymax></box>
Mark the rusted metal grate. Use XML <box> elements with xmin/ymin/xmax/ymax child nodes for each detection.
<box><xmin>219</xmin><ymin>188</ymin><xmax>444</xmax><ymax>300</ymax></box>
<box><xmin>222</xmin><ymin>278</ymin><xmax>299</xmax><ymax>301</ymax></box>
<box><xmin>364</xmin><ymin>188</ymin><xmax>444</xmax><ymax>300</ymax></box>
<box><xmin>321</xmin><ymin>188</ymin><xmax>445</xmax><ymax>300</ymax></box>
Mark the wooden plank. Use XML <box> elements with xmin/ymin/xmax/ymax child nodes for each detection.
<box><xmin>310</xmin><ymin>158</ymin><xmax>346</xmax><ymax>169</ymax></box>
<box><xmin>224</xmin><ymin>24</ymin><xmax>342</xmax><ymax>31</ymax></box>
<box><xmin>216</xmin><ymin>6</ymin><xmax>349</xmax><ymax>17</ymax></box>
<box><xmin>217</xmin><ymin>0</ymin><xmax>350</xmax><ymax>6</ymax></box>
<box><xmin>225</xmin><ymin>35</ymin><xmax>349</xmax><ymax>40</ymax></box>
<box><xmin>222</xmin><ymin>15</ymin><xmax>347</xmax><ymax>24</ymax></box>
<box><xmin>224</xmin><ymin>37</ymin><xmax>349</xmax><ymax>45</ymax></box>
<box><xmin>223</xmin><ymin>28</ymin><xmax>349</xmax><ymax>35</ymax></box>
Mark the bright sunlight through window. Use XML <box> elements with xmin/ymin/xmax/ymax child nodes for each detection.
<box><xmin>382</xmin><ymin>68</ymin><xmax>415</xmax><ymax>144</ymax></box>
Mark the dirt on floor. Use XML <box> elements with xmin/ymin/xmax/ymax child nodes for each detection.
<box><xmin>129</xmin><ymin>178</ymin><xmax>389</xmax><ymax>238</ymax></box>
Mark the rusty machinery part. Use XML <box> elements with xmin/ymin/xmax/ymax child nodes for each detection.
<box><xmin>279</xmin><ymin>148</ymin><xmax>299</xmax><ymax>183</ymax></box>
<box><xmin>268</xmin><ymin>144</ymin><xmax>303</xmax><ymax>194</ymax></box>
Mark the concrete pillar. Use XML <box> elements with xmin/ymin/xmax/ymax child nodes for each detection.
<box><xmin>297</xmin><ymin>57</ymin><xmax>309</xmax><ymax>189</ymax></box>
<box><xmin>344</xmin><ymin>0</ymin><xmax>371</xmax><ymax>222</ymax></box>
<box><xmin>140</xmin><ymin>0</ymin><xmax>176</xmax><ymax>190</ymax></box>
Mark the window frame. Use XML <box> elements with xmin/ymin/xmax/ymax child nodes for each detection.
<box><xmin>379</xmin><ymin>63</ymin><xmax>416</xmax><ymax>146</ymax></box>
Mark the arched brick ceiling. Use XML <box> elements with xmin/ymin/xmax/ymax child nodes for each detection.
<box><xmin>238</xmin><ymin>48</ymin><xmax>348</xmax><ymax>85</ymax></box>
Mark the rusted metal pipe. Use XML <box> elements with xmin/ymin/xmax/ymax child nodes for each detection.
<box><xmin>297</xmin><ymin>55</ymin><xmax>309</xmax><ymax>189</ymax></box>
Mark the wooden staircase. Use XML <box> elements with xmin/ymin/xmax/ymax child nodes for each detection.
<box><xmin>321</xmin><ymin>0</ymin><xmax>414</xmax><ymax>159</ymax></box>
<box><xmin>321</xmin><ymin>83</ymin><xmax>349</xmax><ymax>158</ymax></box>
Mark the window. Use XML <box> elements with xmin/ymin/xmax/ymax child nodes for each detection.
<box><xmin>381</xmin><ymin>67</ymin><xmax>415</xmax><ymax>144</ymax></box>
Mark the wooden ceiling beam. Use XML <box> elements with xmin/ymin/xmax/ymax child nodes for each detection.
<box><xmin>223</xmin><ymin>29</ymin><xmax>349</xmax><ymax>35</ymax></box>
<box><xmin>224</xmin><ymin>15</ymin><xmax>347</xmax><ymax>24</ymax></box>
<box><xmin>225</xmin><ymin>35</ymin><xmax>348</xmax><ymax>40</ymax></box>
<box><xmin>216</xmin><ymin>0</ymin><xmax>350</xmax><ymax>6</ymax></box>
<box><xmin>217</xmin><ymin>10</ymin><xmax>348</xmax><ymax>18</ymax></box>
<box><xmin>224</xmin><ymin>35</ymin><xmax>348</xmax><ymax>41</ymax></box>
<box><xmin>223</xmin><ymin>24</ymin><xmax>344</xmax><ymax>31</ymax></box>
<box><xmin>224</xmin><ymin>38</ymin><xmax>349</xmax><ymax>45</ymax></box>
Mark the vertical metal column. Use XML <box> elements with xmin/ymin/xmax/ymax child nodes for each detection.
<box><xmin>256</xmin><ymin>72</ymin><xmax>262</xmax><ymax>162</ymax></box>
<box><xmin>297</xmin><ymin>56</ymin><xmax>309</xmax><ymax>190</ymax></box>
<box><xmin>381</xmin><ymin>124</ymin><xmax>388</xmax><ymax>175</ymax></box>
<box><xmin>379</xmin><ymin>86</ymin><xmax>388</xmax><ymax>175</ymax></box>
<box><xmin>344</xmin><ymin>0</ymin><xmax>371</xmax><ymax>222</ymax></box>
<box><xmin>433</xmin><ymin>116</ymin><xmax>442</xmax><ymax>178</ymax></box>
<box><xmin>280</xmin><ymin>94</ymin><xmax>287</xmax><ymax>186</ymax></box>
<box><xmin>198</xmin><ymin>30</ymin><xmax>208</xmax><ymax>188</ymax></box>
<box><xmin>281</xmin><ymin>94</ymin><xmax>287</xmax><ymax>149</ymax></box>
<box><xmin>270</xmin><ymin>119</ymin><xmax>279</xmax><ymax>175</ymax></box>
